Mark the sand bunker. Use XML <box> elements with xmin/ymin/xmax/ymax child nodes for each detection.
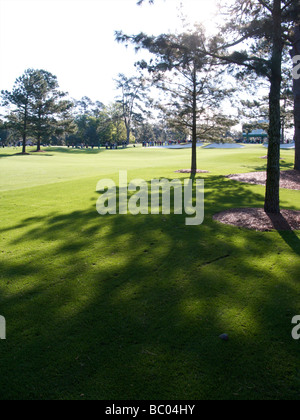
<box><xmin>263</xmin><ymin>143</ymin><xmax>295</xmax><ymax>149</ymax></box>
<box><xmin>155</xmin><ymin>143</ymin><xmax>204</xmax><ymax>149</ymax></box>
<box><xmin>203</xmin><ymin>143</ymin><xmax>245</xmax><ymax>149</ymax></box>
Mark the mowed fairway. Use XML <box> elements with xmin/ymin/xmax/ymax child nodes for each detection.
<box><xmin>0</xmin><ymin>145</ymin><xmax>300</xmax><ymax>400</ymax></box>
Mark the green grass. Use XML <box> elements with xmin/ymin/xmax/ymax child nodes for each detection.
<box><xmin>0</xmin><ymin>145</ymin><xmax>299</xmax><ymax>400</ymax></box>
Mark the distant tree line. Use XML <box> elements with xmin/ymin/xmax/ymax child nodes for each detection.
<box><xmin>0</xmin><ymin>70</ymin><xmax>194</xmax><ymax>151</ymax></box>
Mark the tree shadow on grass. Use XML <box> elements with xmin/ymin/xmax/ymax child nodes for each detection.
<box><xmin>0</xmin><ymin>153</ymin><xmax>14</xmax><ymax>158</ymax></box>
<box><xmin>0</xmin><ymin>152</ymin><xmax>55</xmax><ymax>158</ymax></box>
<box><xmin>278</xmin><ymin>232</ymin><xmax>300</xmax><ymax>257</ymax></box>
<box><xmin>275</xmin><ymin>225</ymin><xmax>300</xmax><ymax>257</ymax></box>
<box><xmin>0</xmin><ymin>177</ymin><xmax>300</xmax><ymax>399</ymax></box>
<box><xmin>46</xmin><ymin>147</ymin><xmax>107</xmax><ymax>155</ymax></box>
<box><xmin>45</xmin><ymin>146</ymin><xmax>135</xmax><ymax>155</ymax></box>
<box><xmin>240</xmin><ymin>161</ymin><xmax>294</xmax><ymax>172</ymax></box>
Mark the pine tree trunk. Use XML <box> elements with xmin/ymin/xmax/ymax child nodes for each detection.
<box><xmin>22</xmin><ymin>132</ymin><xmax>27</xmax><ymax>154</ymax></box>
<box><xmin>292</xmin><ymin>25</ymin><xmax>300</xmax><ymax>170</ymax></box>
<box><xmin>191</xmin><ymin>65</ymin><xmax>197</xmax><ymax>174</ymax></box>
<box><xmin>126</xmin><ymin>127</ymin><xmax>130</xmax><ymax>144</ymax></box>
<box><xmin>191</xmin><ymin>108</ymin><xmax>197</xmax><ymax>174</ymax></box>
<box><xmin>125</xmin><ymin>118</ymin><xmax>131</xmax><ymax>145</ymax></box>
<box><xmin>36</xmin><ymin>136</ymin><xmax>41</xmax><ymax>152</ymax></box>
<box><xmin>22</xmin><ymin>106</ymin><xmax>28</xmax><ymax>154</ymax></box>
<box><xmin>191</xmin><ymin>126</ymin><xmax>197</xmax><ymax>174</ymax></box>
<box><xmin>264</xmin><ymin>0</ymin><xmax>282</xmax><ymax>215</ymax></box>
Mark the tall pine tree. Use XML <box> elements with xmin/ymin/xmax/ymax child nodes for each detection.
<box><xmin>117</xmin><ymin>28</ymin><xmax>236</xmax><ymax>173</ymax></box>
<box><xmin>1</xmin><ymin>69</ymin><xmax>36</xmax><ymax>154</ymax></box>
<box><xmin>135</xmin><ymin>0</ymin><xmax>299</xmax><ymax>213</ymax></box>
<box><xmin>29</xmin><ymin>70</ymin><xmax>73</xmax><ymax>152</ymax></box>
<box><xmin>1</xmin><ymin>69</ymin><xmax>73</xmax><ymax>153</ymax></box>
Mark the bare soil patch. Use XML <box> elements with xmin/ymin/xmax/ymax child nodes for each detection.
<box><xmin>227</xmin><ymin>170</ymin><xmax>300</xmax><ymax>190</ymax></box>
<box><xmin>175</xmin><ymin>169</ymin><xmax>209</xmax><ymax>174</ymax></box>
<box><xmin>213</xmin><ymin>208</ymin><xmax>300</xmax><ymax>231</ymax></box>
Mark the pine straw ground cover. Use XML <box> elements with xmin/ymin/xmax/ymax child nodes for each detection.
<box><xmin>213</xmin><ymin>208</ymin><xmax>300</xmax><ymax>231</ymax></box>
<box><xmin>215</xmin><ymin>170</ymin><xmax>300</xmax><ymax>231</ymax></box>
<box><xmin>175</xmin><ymin>169</ymin><xmax>210</xmax><ymax>173</ymax></box>
<box><xmin>227</xmin><ymin>170</ymin><xmax>300</xmax><ymax>191</ymax></box>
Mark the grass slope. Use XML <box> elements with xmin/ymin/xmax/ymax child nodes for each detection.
<box><xmin>0</xmin><ymin>145</ymin><xmax>299</xmax><ymax>400</ymax></box>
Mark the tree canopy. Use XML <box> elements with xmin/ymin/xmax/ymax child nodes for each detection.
<box><xmin>119</xmin><ymin>0</ymin><xmax>300</xmax><ymax>213</ymax></box>
<box><xmin>1</xmin><ymin>69</ymin><xmax>74</xmax><ymax>153</ymax></box>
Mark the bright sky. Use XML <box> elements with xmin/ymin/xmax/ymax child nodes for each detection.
<box><xmin>0</xmin><ymin>0</ymin><xmax>218</xmax><ymax>104</ymax></box>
